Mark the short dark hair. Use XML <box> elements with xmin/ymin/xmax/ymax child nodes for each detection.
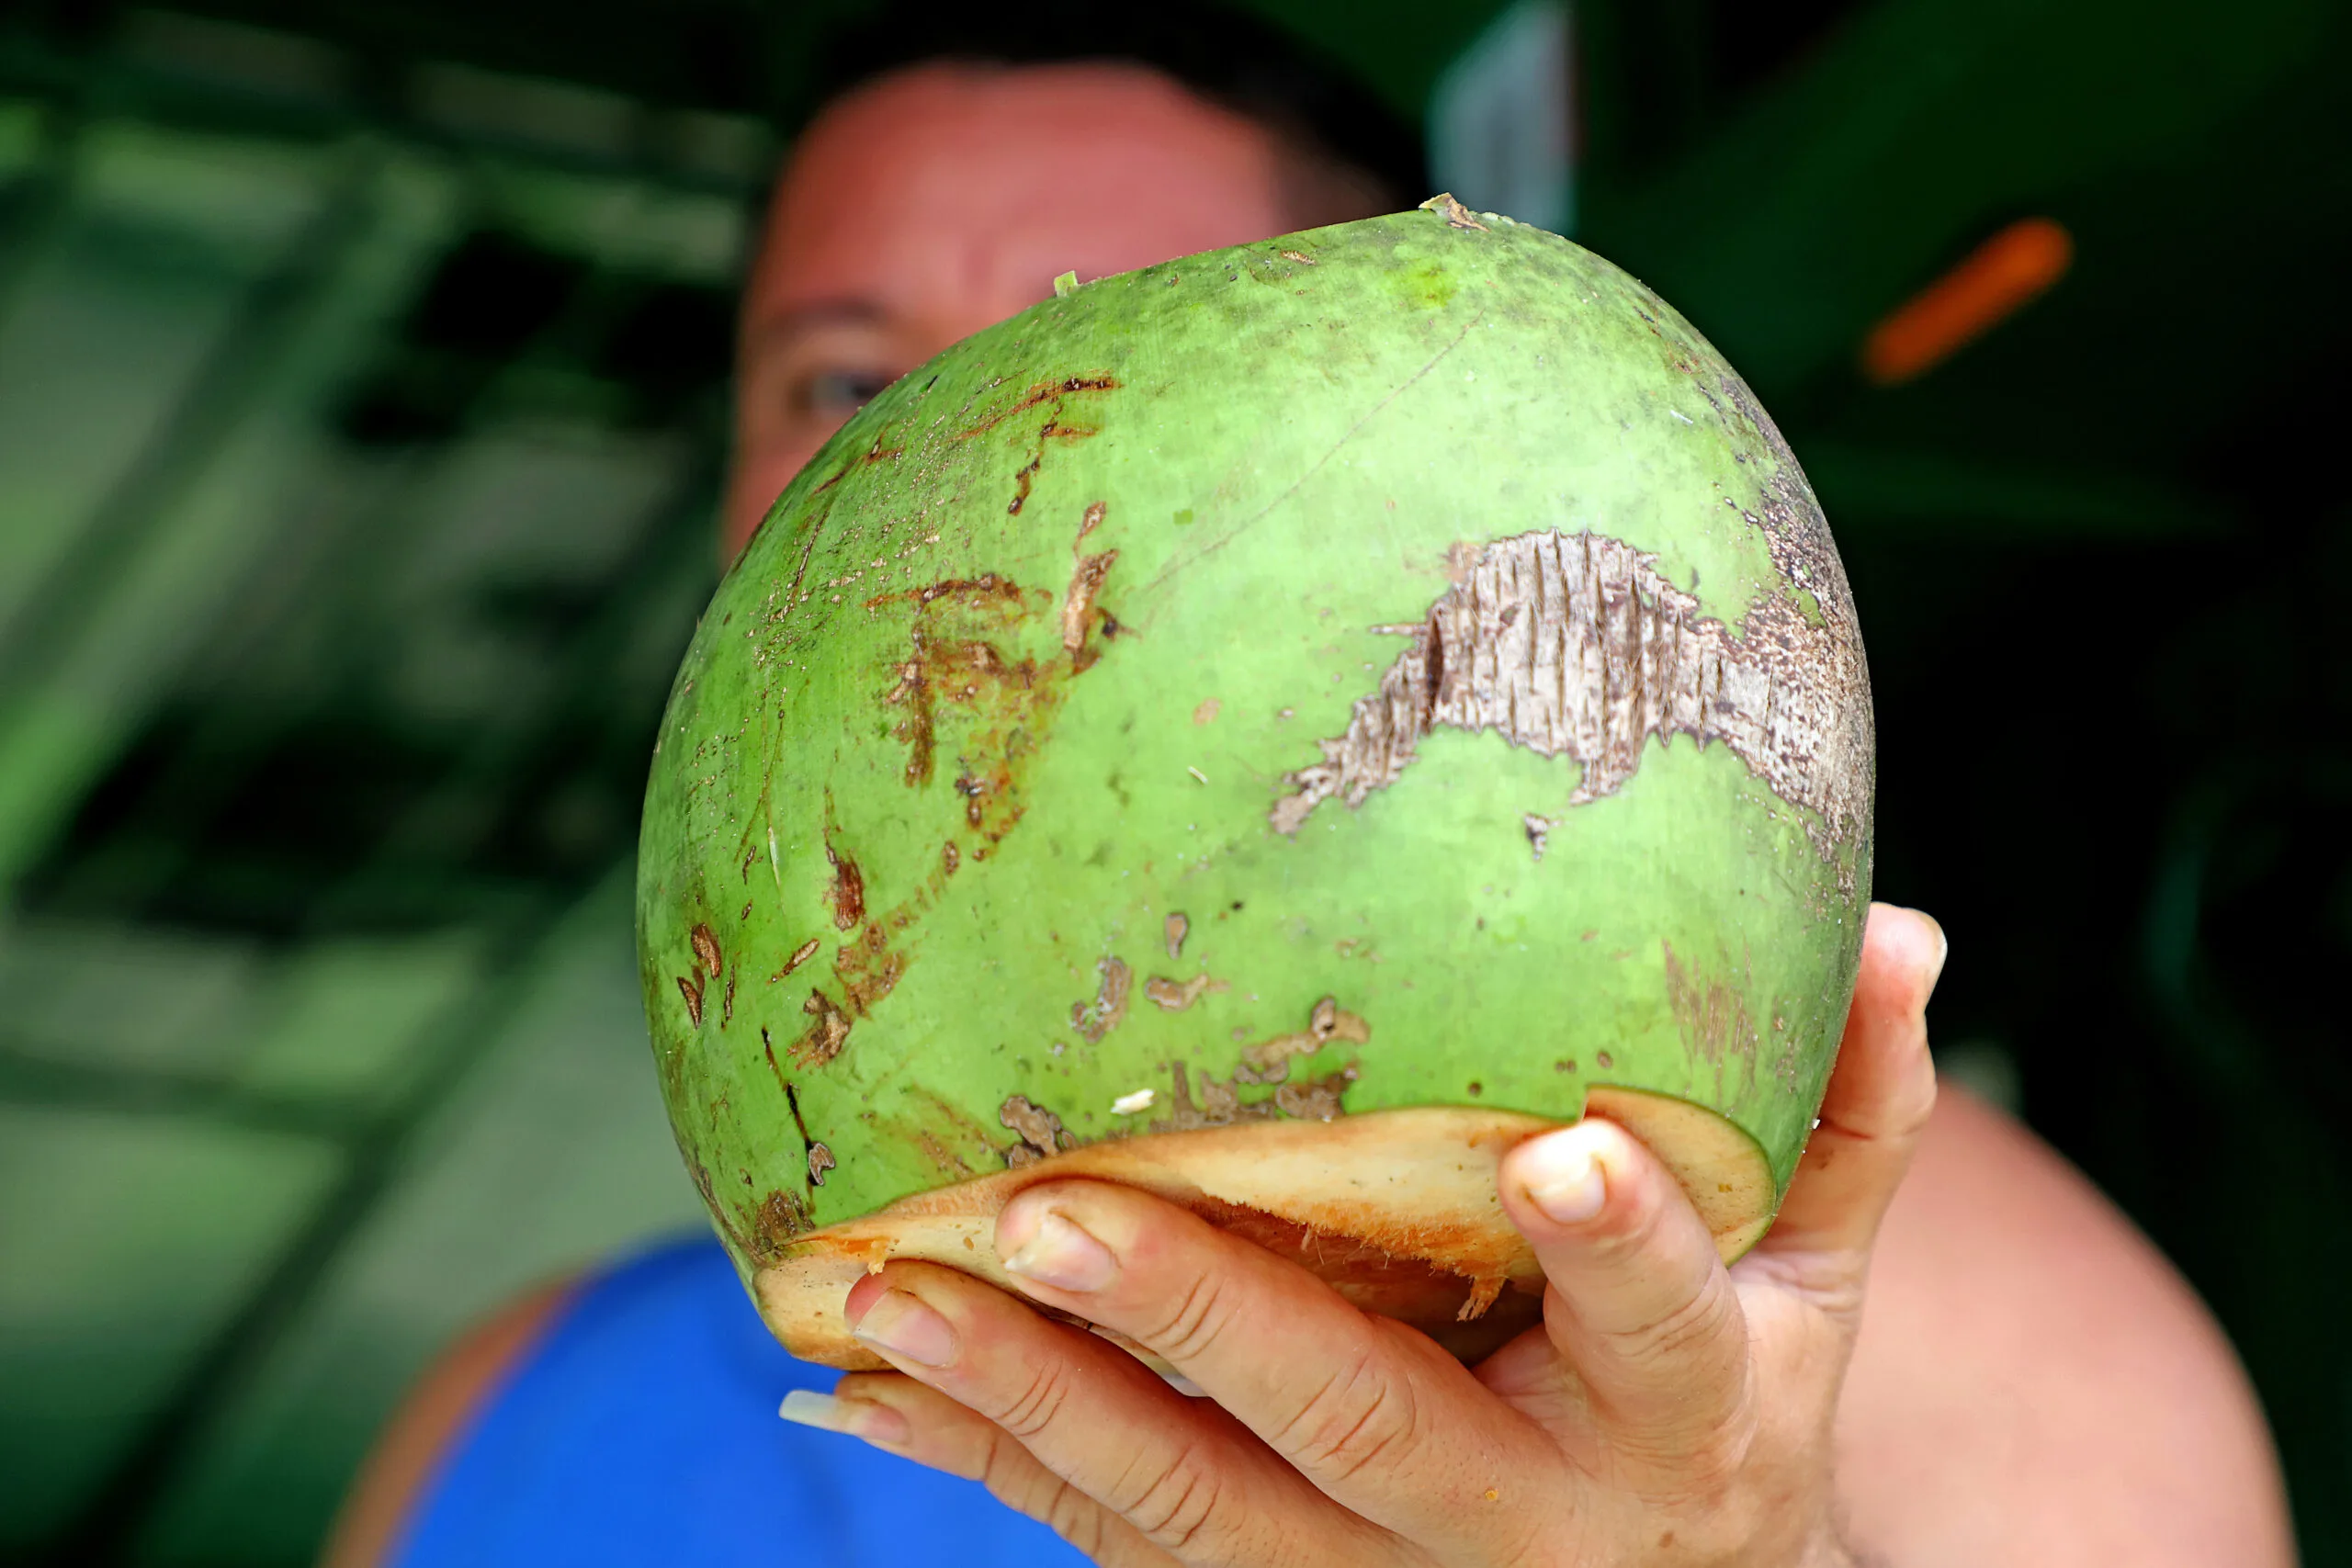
<box><xmin>803</xmin><ymin>0</ymin><xmax>1429</xmax><ymax>221</ymax></box>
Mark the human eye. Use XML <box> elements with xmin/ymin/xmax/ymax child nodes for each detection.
<box><xmin>735</xmin><ymin>314</ymin><xmax>905</xmax><ymax>479</ymax></box>
<box><xmin>796</xmin><ymin>365</ymin><xmax>899</xmax><ymax>420</ymax></box>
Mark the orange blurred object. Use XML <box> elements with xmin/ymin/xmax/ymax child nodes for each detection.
<box><xmin>1860</xmin><ymin>217</ymin><xmax>2075</xmax><ymax>385</ymax></box>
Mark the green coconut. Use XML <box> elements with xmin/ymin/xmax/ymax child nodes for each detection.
<box><xmin>637</xmin><ymin>197</ymin><xmax>1872</xmax><ymax>1369</ymax></box>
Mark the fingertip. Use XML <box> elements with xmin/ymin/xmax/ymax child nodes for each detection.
<box><xmin>779</xmin><ymin>1385</ymin><xmax>915</xmax><ymax>1449</ymax></box>
<box><xmin>1508</xmin><ymin>1121</ymin><xmax>1606</xmax><ymax>1228</ymax></box>
<box><xmin>843</xmin><ymin>1260</ymin><xmax>971</xmax><ymax>1341</ymax></box>
<box><xmin>843</xmin><ymin>1269</ymin><xmax>892</xmax><ymax>1325</ymax></box>
<box><xmin>1894</xmin><ymin>905</ymin><xmax>1949</xmax><ymax>996</ymax></box>
<box><xmin>1918</xmin><ymin>909</ymin><xmax>1949</xmax><ymax>988</ymax></box>
<box><xmin>1808</xmin><ymin>913</ymin><xmax>1943</xmax><ymax>1179</ymax></box>
<box><xmin>815</xmin><ymin>1372</ymin><xmax>1006</xmax><ymax>1483</ymax></box>
<box><xmin>1504</xmin><ymin>1117</ymin><xmax>1667</xmax><ymax>1239</ymax></box>
<box><xmin>992</xmin><ymin>1179</ymin><xmax>1062</xmax><ymax>1258</ymax></box>
<box><xmin>1865</xmin><ymin>902</ymin><xmax>1948</xmax><ymax>1003</ymax></box>
<box><xmin>994</xmin><ymin>1178</ymin><xmax>1130</xmax><ymax>1260</ymax></box>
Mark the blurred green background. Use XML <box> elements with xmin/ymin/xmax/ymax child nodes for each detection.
<box><xmin>0</xmin><ymin>0</ymin><xmax>2346</xmax><ymax>1562</ymax></box>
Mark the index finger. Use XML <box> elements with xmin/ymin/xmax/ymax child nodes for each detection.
<box><xmin>840</xmin><ymin>1263</ymin><xmax>1362</xmax><ymax>1564</ymax></box>
<box><xmin>990</xmin><ymin>1179</ymin><xmax>1553</xmax><ymax>1554</ymax></box>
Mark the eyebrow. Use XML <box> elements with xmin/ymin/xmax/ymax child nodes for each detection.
<box><xmin>743</xmin><ymin>299</ymin><xmax>892</xmax><ymax>351</ymax></box>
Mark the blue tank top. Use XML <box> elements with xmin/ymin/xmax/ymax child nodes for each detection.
<box><xmin>390</xmin><ymin>1236</ymin><xmax>1092</xmax><ymax>1567</ymax></box>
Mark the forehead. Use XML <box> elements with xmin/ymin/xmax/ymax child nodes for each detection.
<box><xmin>744</xmin><ymin>62</ymin><xmax>1288</xmax><ymax>328</ymax></box>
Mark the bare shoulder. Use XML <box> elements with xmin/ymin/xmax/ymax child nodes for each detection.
<box><xmin>1836</xmin><ymin>1083</ymin><xmax>2295</xmax><ymax>1567</ymax></box>
<box><xmin>317</xmin><ymin>1277</ymin><xmax>579</xmax><ymax>1568</ymax></box>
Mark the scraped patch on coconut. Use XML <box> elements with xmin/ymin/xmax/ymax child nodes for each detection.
<box><xmin>1270</xmin><ymin>529</ymin><xmax>1871</xmax><ymax>880</ymax></box>
<box><xmin>754</xmin><ymin>1098</ymin><xmax>1773</xmax><ymax>1371</ymax></box>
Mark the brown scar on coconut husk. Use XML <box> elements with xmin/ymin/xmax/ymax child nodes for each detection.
<box><xmin>1143</xmin><ymin>973</ymin><xmax>1226</xmax><ymax>1011</ymax></box>
<box><xmin>1273</xmin><ymin>1066</ymin><xmax>1359</xmax><ymax>1122</ymax></box>
<box><xmin>998</xmin><ymin>1094</ymin><xmax>1070</xmax><ymax>1167</ymax></box>
<box><xmin>752</xmin><ymin>1188</ymin><xmax>812</xmax><ymax>1262</ymax></box>
<box><xmin>791</xmin><ymin>989</ymin><xmax>852</xmax><ymax>1066</ymax></box>
<box><xmin>770</xmin><ymin>937</ymin><xmax>820</xmax><ymax>982</ymax></box>
<box><xmin>1419</xmin><ymin>192</ymin><xmax>1490</xmax><ymax>231</ymax></box>
<box><xmin>1070</xmin><ymin>956</ymin><xmax>1132</xmax><ymax>1043</ymax></box>
<box><xmin>1151</xmin><ymin>1058</ymin><xmax>1355</xmax><ymax>1134</ymax></box>
<box><xmin>1236</xmin><ymin>995</ymin><xmax>1367</xmax><ymax>1083</ymax></box>
<box><xmin>824</xmin><ymin>843</ymin><xmax>865</xmax><ymax>931</ymax></box>
<box><xmin>1272</xmin><ymin>529</ymin><xmax>1871</xmax><ymax>892</ymax></box>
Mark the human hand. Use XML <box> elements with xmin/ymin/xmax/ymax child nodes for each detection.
<box><xmin>790</xmin><ymin>902</ymin><xmax>1946</xmax><ymax>1567</ymax></box>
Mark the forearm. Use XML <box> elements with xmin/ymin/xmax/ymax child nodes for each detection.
<box><xmin>1833</xmin><ymin>1089</ymin><xmax>2293</xmax><ymax>1568</ymax></box>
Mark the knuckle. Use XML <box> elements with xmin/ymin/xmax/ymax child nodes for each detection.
<box><xmin>1594</xmin><ymin>1269</ymin><xmax>1737</xmax><ymax>1371</ymax></box>
<box><xmin>1041</xmin><ymin>1480</ymin><xmax>1114</xmax><ymax>1560</ymax></box>
<box><xmin>1140</xmin><ymin>1269</ymin><xmax>1235</xmax><ymax>1365</ymax></box>
<box><xmin>1117</xmin><ymin>1444</ymin><xmax>1229</xmax><ymax>1555</ymax></box>
<box><xmin>1679</xmin><ymin>1420</ymin><xmax>1756</xmax><ymax>1495</ymax></box>
<box><xmin>1615</xmin><ymin>1421</ymin><xmax>1753</xmax><ymax>1509</ymax></box>
<box><xmin>978</xmin><ymin>1427</ymin><xmax>1053</xmax><ymax>1509</ymax></box>
<box><xmin>1788</xmin><ymin>1266</ymin><xmax>1868</xmax><ymax>1324</ymax></box>
<box><xmin>1271</xmin><ymin>1348</ymin><xmax>1421</xmax><ymax>1485</ymax></box>
<box><xmin>990</xmin><ymin>1355</ymin><xmax>1078</xmax><ymax>1441</ymax></box>
<box><xmin>1611</xmin><ymin>1377</ymin><xmax>1760</xmax><ymax>1498</ymax></box>
<box><xmin>978</xmin><ymin>1431</ymin><xmax>1112</xmax><ymax>1561</ymax></box>
<box><xmin>1668</xmin><ymin>1486</ymin><xmax>1762</xmax><ymax>1556</ymax></box>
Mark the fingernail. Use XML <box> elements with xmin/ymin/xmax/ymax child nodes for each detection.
<box><xmin>1891</xmin><ymin>907</ymin><xmax>1947</xmax><ymax>991</ymax></box>
<box><xmin>1905</xmin><ymin>907</ymin><xmax>1949</xmax><ymax>989</ymax></box>
<box><xmin>1522</xmin><ymin>1127</ymin><xmax>1608</xmax><ymax>1224</ymax></box>
<box><xmin>1002</xmin><ymin>1211</ymin><xmax>1118</xmax><ymax>1292</ymax></box>
<box><xmin>850</xmin><ymin>1288</ymin><xmax>957</xmax><ymax>1368</ymax></box>
<box><xmin>779</xmin><ymin>1388</ymin><xmax>914</xmax><ymax>1448</ymax></box>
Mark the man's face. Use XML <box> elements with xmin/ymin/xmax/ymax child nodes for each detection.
<box><xmin>725</xmin><ymin>62</ymin><xmax>1297</xmax><ymax>556</ymax></box>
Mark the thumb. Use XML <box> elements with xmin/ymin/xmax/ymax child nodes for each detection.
<box><xmin>1499</xmin><ymin>1117</ymin><xmax>1750</xmax><ymax>1450</ymax></box>
<box><xmin>1752</xmin><ymin>902</ymin><xmax>1945</xmax><ymax>1287</ymax></box>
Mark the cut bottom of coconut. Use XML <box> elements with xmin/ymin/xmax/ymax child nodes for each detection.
<box><xmin>756</xmin><ymin>1087</ymin><xmax>1775</xmax><ymax>1371</ymax></box>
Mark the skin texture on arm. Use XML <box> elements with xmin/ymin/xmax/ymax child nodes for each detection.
<box><xmin>1837</xmin><ymin>1087</ymin><xmax>2294</xmax><ymax>1568</ymax></box>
